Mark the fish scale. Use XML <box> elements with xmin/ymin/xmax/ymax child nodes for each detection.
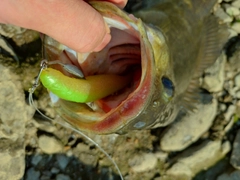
<box><xmin>41</xmin><ymin>0</ymin><xmax>228</xmax><ymax>134</ymax></box>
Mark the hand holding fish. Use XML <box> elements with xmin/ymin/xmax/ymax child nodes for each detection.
<box><xmin>0</xmin><ymin>0</ymin><xmax>127</xmax><ymax>52</ymax></box>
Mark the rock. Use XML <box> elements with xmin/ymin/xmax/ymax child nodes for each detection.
<box><xmin>230</xmin><ymin>129</ymin><xmax>240</xmax><ymax>169</ymax></box>
<box><xmin>231</xmin><ymin>22</ymin><xmax>240</xmax><ymax>34</ymax></box>
<box><xmin>223</xmin><ymin>4</ymin><xmax>240</xmax><ymax>16</ymax></box>
<box><xmin>202</xmin><ymin>53</ymin><xmax>226</xmax><ymax>92</ymax></box>
<box><xmin>38</xmin><ymin>135</ymin><xmax>63</xmax><ymax>154</ymax></box>
<box><xmin>51</xmin><ymin>167</ymin><xmax>60</xmax><ymax>174</ymax></box>
<box><xmin>0</xmin><ymin>24</ymin><xmax>39</xmax><ymax>46</ymax></box>
<box><xmin>235</xmin><ymin>73</ymin><xmax>240</xmax><ymax>88</ymax></box>
<box><xmin>0</xmin><ymin>64</ymin><xmax>34</xmax><ymax>180</ymax></box>
<box><xmin>164</xmin><ymin>140</ymin><xmax>231</xmax><ymax>180</ymax></box>
<box><xmin>0</xmin><ymin>36</ymin><xmax>18</xmax><ymax>62</ymax></box>
<box><xmin>25</xmin><ymin>167</ymin><xmax>40</xmax><ymax>180</ymax></box>
<box><xmin>160</xmin><ymin>98</ymin><xmax>217</xmax><ymax>151</ymax></box>
<box><xmin>214</xmin><ymin>7</ymin><xmax>233</xmax><ymax>23</ymax></box>
<box><xmin>217</xmin><ymin>170</ymin><xmax>240</xmax><ymax>180</ymax></box>
<box><xmin>56</xmin><ymin>154</ymin><xmax>70</xmax><ymax>170</ymax></box>
<box><xmin>31</xmin><ymin>155</ymin><xmax>42</xmax><ymax>166</ymax></box>
<box><xmin>56</xmin><ymin>174</ymin><xmax>71</xmax><ymax>180</ymax></box>
<box><xmin>227</xmin><ymin>37</ymin><xmax>240</xmax><ymax>71</ymax></box>
<box><xmin>228</xmin><ymin>29</ymin><xmax>238</xmax><ymax>39</ymax></box>
<box><xmin>236</xmin><ymin>91</ymin><xmax>240</xmax><ymax>99</ymax></box>
<box><xmin>225</xmin><ymin>105</ymin><xmax>236</xmax><ymax>122</ymax></box>
<box><xmin>232</xmin><ymin>0</ymin><xmax>240</xmax><ymax>8</ymax></box>
<box><xmin>128</xmin><ymin>153</ymin><xmax>158</xmax><ymax>173</ymax></box>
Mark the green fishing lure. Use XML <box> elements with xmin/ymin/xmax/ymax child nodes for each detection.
<box><xmin>40</xmin><ymin>68</ymin><xmax>131</xmax><ymax>103</ymax></box>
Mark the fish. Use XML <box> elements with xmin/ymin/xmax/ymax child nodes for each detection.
<box><xmin>41</xmin><ymin>0</ymin><xmax>228</xmax><ymax>134</ymax></box>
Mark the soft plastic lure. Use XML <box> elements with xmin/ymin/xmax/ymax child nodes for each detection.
<box><xmin>40</xmin><ymin>68</ymin><xmax>131</xmax><ymax>103</ymax></box>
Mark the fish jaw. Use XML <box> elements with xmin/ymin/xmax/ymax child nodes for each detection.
<box><xmin>42</xmin><ymin>1</ymin><xmax>172</xmax><ymax>134</ymax></box>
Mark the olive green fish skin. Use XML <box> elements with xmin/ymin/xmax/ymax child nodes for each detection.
<box><xmin>135</xmin><ymin>0</ymin><xmax>220</xmax><ymax>94</ymax></box>
<box><xmin>42</xmin><ymin>0</ymin><xmax>228</xmax><ymax>134</ymax></box>
<box><xmin>118</xmin><ymin>0</ymin><xmax>228</xmax><ymax>131</ymax></box>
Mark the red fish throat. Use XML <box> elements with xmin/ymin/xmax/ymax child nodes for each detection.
<box><xmin>46</xmin><ymin>10</ymin><xmax>154</xmax><ymax>134</ymax></box>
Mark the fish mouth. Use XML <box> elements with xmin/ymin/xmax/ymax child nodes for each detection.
<box><xmin>43</xmin><ymin>2</ymin><xmax>155</xmax><ymax>134</ymax></box>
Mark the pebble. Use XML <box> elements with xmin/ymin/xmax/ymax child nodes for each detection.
<box><xmin>38</xmin><ymin>135</ymin><xmax>63</xmax><ymax>154</ymax></box>
<box><xmin>228</xmin><ymin>38</ymin><xmax>240</xmax><ymax>71</ymax></box>
<box><xmin>235</xmin><ymin>73</ymin><xmax>240</xmax><ymax>88</ymax></box>
<box><xmin>232</xmin><ymin>22</ymin><xmax>240</xmax><ymax>34</ymax></box>
<box><xmin>128</xmin><ymin>153</ymin><xmax>157</xmax><ymax>173</ymax></box>
<box><xmin>56</xmin><ymin>174</ymin><xmax>71</xmax><ymax>180</ymax></box>
<box><xmin>232</xmin><ymin>0</ymin><xmax>240</xmax><ymax>8</ymax></box>
<box><xmin>217</xmin><ymin>170</ymin><xmax>240</xmax><ymax>180</ymax></box>
<box><xmin>228</xmin><ymin>28</ymin><xmax>238</xmax><ymax>39</ymax></box>
<box><xmin>25</xmin><ymin>167</ymin><xmax>40</xmax><ymax>180</ymax></box>
<box><xmin>160</xmin><ymin>98</ymin><xmax>217</xmax><ymax>151</ymax></box>
<box><xmin>56</xmin><ymin>154</ymin><xmax>70</xmax><ymax>170</ymax></box>
<box><xmin>202</xmin><ymin>53</ymin><xmax>226</xmax><ymax>92</ymax></box>
<box><xmin>236</xmin><ymin>91</ymin><xmax>240</xmax><ymax>99</ymax></box>
<box><xmin>225</xmin><ymin>105</ymin><xmax>236</xmax><ymax>122</ymax></box>
<box><xmin>214</xmin><ymin>7</ymin><xmax>233</xmax><ymax>23</ymax></box>
<box><xmin>51</xmin><ymin>167</ymin><xmax>60</xmax><ymax>174</ymax></box>
<box><xmin>31</xmin><ymin>155</ymin><xmax>43</xmax><ymax>166</ymax></box>
<box><xmin>230</xmin><ymin>129</ymin><xmax>240</xmax><ymax>169</ymax></box>
<box><xmin>224</xmin><ymin>4</ymin><xmax>240</xmax><ymax>16</ymax></box>
<box><xmin>164</xmin><ymin>140</ymin><xmax>231</xmax><ymax>180</ymax></box>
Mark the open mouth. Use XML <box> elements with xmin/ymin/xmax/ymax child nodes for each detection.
<box><xmin>42</xmin><ymin>3</ymin><xmax>154</xmax><ymax>133</ymax></box>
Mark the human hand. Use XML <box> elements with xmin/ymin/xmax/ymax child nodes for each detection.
<box><xmin>0</xmin><ymin>0</ymin><xmax>128</xmax><ymax>52</ymax></box>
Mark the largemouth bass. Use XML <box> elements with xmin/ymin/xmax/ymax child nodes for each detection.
<box><xmin>41</xmin><ymin>0</ymin><xmax>228</xmax><ymax>134</ymax></box>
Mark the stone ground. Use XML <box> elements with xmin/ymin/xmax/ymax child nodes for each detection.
<box><xmin>0</xmin><ymin>0</ymin><xmax>240</xmax><ymax>180</ymax></box>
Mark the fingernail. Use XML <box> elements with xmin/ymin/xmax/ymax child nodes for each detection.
<box><xmin>93</xmin><ymin>33</ymin><xmax>111</xmax><ymax>52</ymax></box>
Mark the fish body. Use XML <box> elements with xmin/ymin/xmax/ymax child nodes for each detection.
<box><xmin>42</xmin><ymin>0</ymin><xmax>228</xmax><ymax>134</ymax></box>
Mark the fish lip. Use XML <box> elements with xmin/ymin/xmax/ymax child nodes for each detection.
<box><xmin>43</xmin><ymin>1</ymin><xmax>155</xmax><ymax>134</ymax></box>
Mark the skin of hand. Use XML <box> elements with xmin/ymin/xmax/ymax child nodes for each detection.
<box><xmin>0</xmin><ymin>0</ymin><xmax>127</xmax><ymax>52</ymax></box>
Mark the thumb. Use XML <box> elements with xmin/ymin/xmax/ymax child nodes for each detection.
<box><xmin>0</xmin><ymin>0</ymin><xmax>111</xmax><ymax>52</ymax></box>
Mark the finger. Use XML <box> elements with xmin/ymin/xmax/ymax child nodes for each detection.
<box><xmin>94</xmin><ymin>0</ymin><xmax>128</xmax><ymax>9</ymax></box>
<box><xmin>0</xmin><ymin>0</ymin><xmax>112</xmax><ymax>52</ymax></box>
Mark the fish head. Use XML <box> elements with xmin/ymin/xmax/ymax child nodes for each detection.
<box><xmin>42</xmin><ymin>1</ymin><xmax>176</xmax><ymax>134</ymax></box>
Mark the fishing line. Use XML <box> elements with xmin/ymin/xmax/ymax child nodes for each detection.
<box><xmin>28</xmin><ymin>60</ymin><xmax>124</xmax><ymax>180</ymax></box>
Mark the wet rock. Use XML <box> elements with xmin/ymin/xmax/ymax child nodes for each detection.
<box><xmin>51</xmin><ymin>167</ymin><xmax>60</xmax><ymax>174</ymax></box>
<box><xmin>202</xmin><ymin>53</ymin><xmax>226</xmax><ymax>92</ymax></box>
<box><xmin>56</xmin><ymin>154</ymin><xmax>70</xmax><ymax>170</ymax></box>
<box><xmin>0</xmin><ymin>64</ymin><xmax>34</xmax><ymax>180</ymax></box>
<box><xmin>128</xmin><ymin>153</ymin><xmax>158</xmax><ymax>173</ymax></box>
<box><xmin>56</xmin><ymin>174</ymin><xmax>71</xmax><ymax>180</ymax></box>
<box><xmin>164</xmin><ymin>140</ymin><xmax>230</xmax><ymax>180</ymax></box>
<box><xmin>217</xmin><ymin>170</ymin><xmax>240</xmax><ymax>180</ymax></box>
<box><xmin>31</xmin><ymin>155</ymin><xmax>42</xmax><ymax>166</ymax></box>
<box><xmin>25</xmin><ymin>167</ymin><xmax>40</xmax><ymax>180</ymax></box>
<box><xmin>230</xmin><ymin>129</ymin><xmax>240</xmax><ymax>169</ymax></box>
<box><xmin>38</xmin><ymin>135</ymin><xmax>63</xmax><ymax>154</ymax></box>
<box><xmin>160</xmin><ymin>98</ymin><xmax>217</xmax><ymax>151</ymax></box>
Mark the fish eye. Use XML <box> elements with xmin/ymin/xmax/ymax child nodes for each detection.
<box><xmin>162</xmin><ymin>76</ymin><xmax>174</xmax><ymax>98</ymax></box>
